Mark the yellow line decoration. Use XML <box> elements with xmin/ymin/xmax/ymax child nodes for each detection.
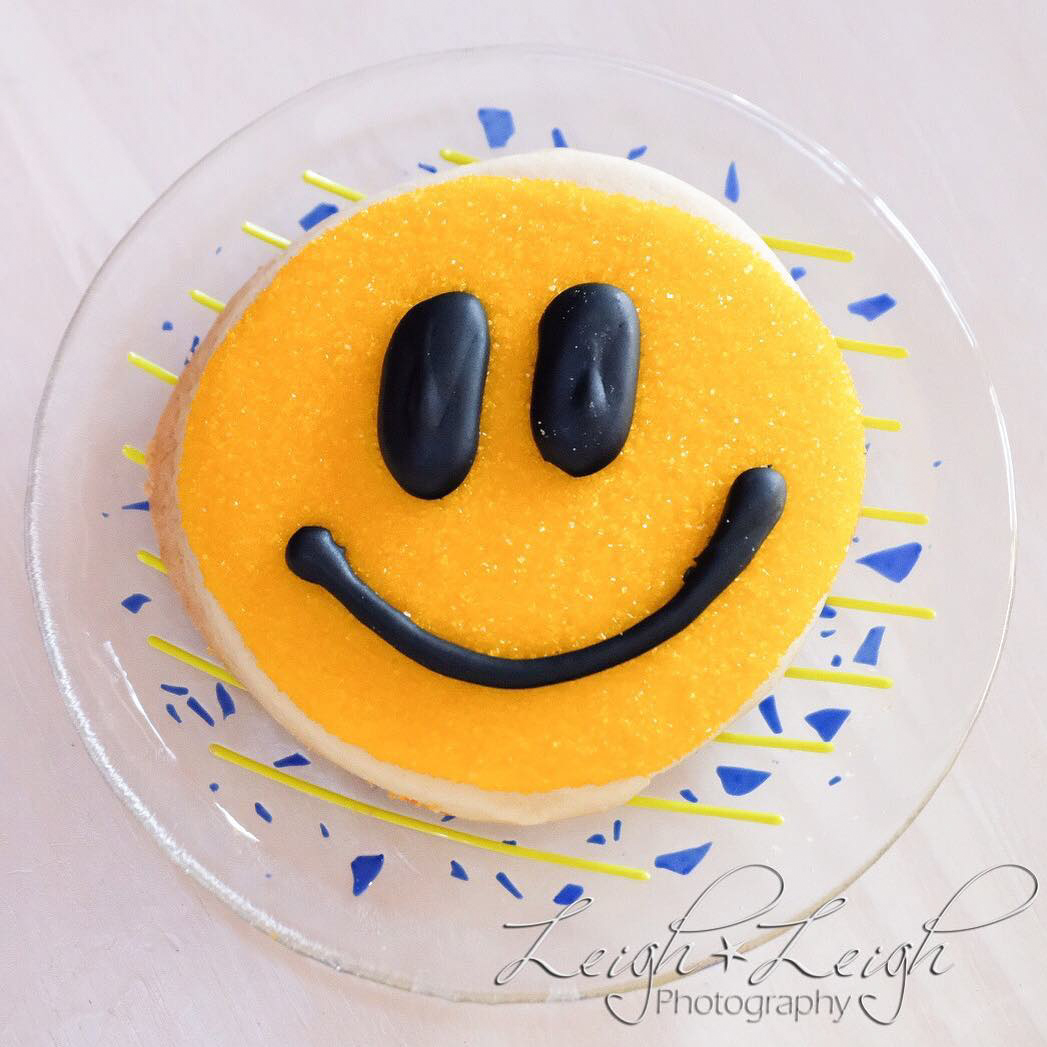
<box><xmin>122</xmin><ymin>444</ymin><xmax>146</xmax><ymax>466</ymax></box>
<box><xmin>210</xmin><ymin>744</ymin><xmax>649</xmax><ymax>880</ymax></box>
<box><xmin>859</xmin><ymin>507</ymin><xmax>929</xmax><ymax>525</ymax></box>
<box><xmin>127</xmin><ymin>352</ymin><xmax>177</xmax><ymax>386</ymax></box>
<box><xmin>147</xmin><ymin>635</ymin><xmax>243</xmax><ymax>689</ymax></box>
<box><xmin>242</xmin><ymin>221</ymin><xmax>290</xmax><ymax>250</ymax></box>
<box><xmin>628</xmin><ymin>796</ymin><xmax>782</xmax><ymax>825</ymax></box>
<box><xmin>714</xmin><ymin>732</ymin><xmax>833</xmax><ymax>754</ymax></box>
<box><xmin>761</xmin><ymin>236</ymin><xmax>854</xmax><ymax>263</ymax></box>
<box><xmin>439</xmin><ymin>148</ymin><xmax>478</xmax><ymax>165</ymax></box>
<box><xmin>785</xmin><ymin>667</ymin><xmax>892</xmax><ymax>689</ymax></box>
<box><xmin>302</xmin><ymin>169</ymin><xmax>366</xmax><ymax>202</ymax></box>
<box><xmin>861</xmin><ymin>415</ymin><xmax>902</xmax><ymax>432</ymax></box>
<box><xmin>836</xmin><ymin>337</ymin><xmax>909</xmax><ymax>359</ymax></box>
<box><xmin>189</xmin><ymin>289</ymin><xmax>226</xmax><ymax>312</ymax></box>
<box><xmin>826</xmin><ymin>595</ymin><xmax>936</xmax><ymax>620</ymax></box>
<box><xmin>137</xmin><ymin>550</ymin><xmax>167</xmax><ymax>574</ymax></box>
<box><xmin>131</xmin><ymin>364</ymin><xmax>179</xmax><ymax>388</ymax></box>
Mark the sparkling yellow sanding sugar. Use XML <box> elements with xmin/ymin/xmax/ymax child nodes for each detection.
<box><xmin>177</xmin><ymin>174</ymin><xmax>865</xmax><ymax>792</ymax></box>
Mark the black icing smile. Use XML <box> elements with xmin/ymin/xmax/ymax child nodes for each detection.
<box><xmin>286</xmin><ymin>467</ymin><xmax>785</xmax><ymax>690</ymax></box>
<box><xmin>284</xmin><ymin>287</ymin><xmax>787</xmax><ymax>690</ymax></box>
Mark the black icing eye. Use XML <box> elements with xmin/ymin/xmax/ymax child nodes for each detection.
<box><xmin>378</xmin><ymin>291</ymin><xmax>490</xmax><ymax>499</ymax></box>
<box><xmin>530</xmin><ymin>283</ymin><xmax>640</xmax><ymax>477</ymax></box>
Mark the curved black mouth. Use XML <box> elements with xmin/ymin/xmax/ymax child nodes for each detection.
<box><xmin>285</xmin><ymin>467</ymin><xmax>786</xmax><ymax>690</ymax></box>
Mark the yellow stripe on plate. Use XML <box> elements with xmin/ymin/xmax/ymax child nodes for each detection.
<box><xmin>836</xmin><ymin>337</ymin><xmax>909</xmax><ymax>359</ymax></box>
<box><xmin>762</xmin><ymin>236</ymin><xmax>854</xmax><ymax>262</ymax></box>
<box><xmin>785</xmin><ymin>667</ymin><xmax>893</xmax><ymax>689</ymax></box>
<box><xmin>859</xmin><ymin>506</ymin><xmax>929</xmax><ymax>525</ymax></box>
<box><xmin>122</xmin><ymin>444</ymin><xmax>146</xmax><ymax>466</ymax></box>
<box><xmin>439</xmin><ymin>148</ymin><xmax>478</xmax><ymax>165</ymax></box>
<box><xmin>127</xmin><ymin>352</ymin><xmax>177</xmax><ymax>386</ymax></box>
<box><xmin>302</xmin><ymin>169</ymin><xmax>366</xmax><ymax>202</ymax></box>
<box><xmin>628</xmin><ymin>796</ymin><xmax>782</xmax><ymax>825</ymax></box>
<box><xmin>210</xmin><ymin>744</ymin><xmax>649</xmax><ymax>880</ymax></box>
<box><xmin>147</xmin><ymin>635</ymin><xmax>243</xmax><ymax>689</ymax></box>
<box><xmin>242</xmin><ymin>221</ymin><xmax>290</xmax><ymax>249</ymax></box>
<box><xmin>826</xmin><ymin>595</ymin><xmax>936</xmax><ymax>620</ymax></box>
<box><xmin>861</xmin><ymin>415</ymin><xmax>902</xmax><ymax>432</ymax></box>
<box><xmin>137</xmin><ymin>550</ymin><xmax>168</xmax><ymax>574</ymax></box>
<box><xmin>714</xmin><ymin>732</ymin><xmax>833</xmax><ymax>754</ymax></box>
<box><xmin>189</xmin><ymin>289</ymin><xmax>226</xmax><ymax>312</ymax></box>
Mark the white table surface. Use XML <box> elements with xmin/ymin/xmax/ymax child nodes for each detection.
<box><xmin>2</xmin><ymin>1</ymin><xmax>1045</xmax><ymax>1043</ymax></box>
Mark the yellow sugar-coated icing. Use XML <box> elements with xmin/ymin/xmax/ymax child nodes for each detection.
<box><xmin>177</xmin><ymin>174</ymin><xmax>865</xmax><ymax>792</ymax></box>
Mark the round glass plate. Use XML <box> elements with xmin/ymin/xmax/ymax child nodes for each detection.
<box><xmin>27</xmin><ymin>46</ymin><xmax>1014</xmax><ymax>1002</ymax></box>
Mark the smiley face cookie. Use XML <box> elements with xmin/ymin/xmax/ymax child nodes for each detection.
<box><xmin>148</xmin><ymin>150</ymin><xmax>865</xmax><ymax>824</ymax></box>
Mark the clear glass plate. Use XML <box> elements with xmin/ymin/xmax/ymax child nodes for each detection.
<box><xmin>26</xmin><ymin>46</ymin><xmax>1015</xmax><ymax>1002</ymax></box>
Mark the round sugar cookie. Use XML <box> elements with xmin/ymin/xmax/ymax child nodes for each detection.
<box><xmin>148</xmin><ymin>150</ymin><xmax>866</xmax><ymax>824</ymax></box>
